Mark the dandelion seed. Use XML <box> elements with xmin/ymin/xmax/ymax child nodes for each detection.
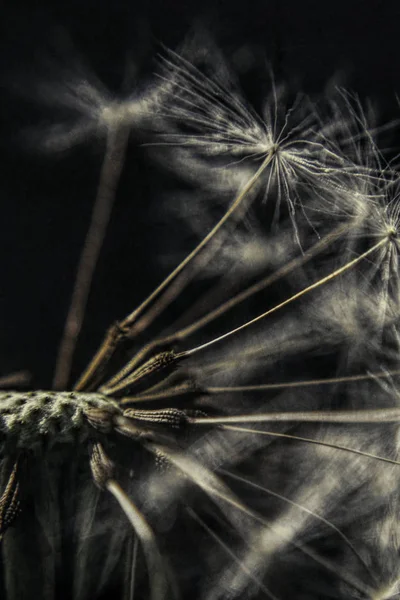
<box><xmin>156</xmin><ymin>42</ymin><xmax>382</xmax><ymax>245</ymax></box>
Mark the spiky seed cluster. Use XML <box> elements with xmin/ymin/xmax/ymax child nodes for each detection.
<box><xmin>0</xmin><ymin>391</ymin><xmax>120</xmax><ymax>448</ymax></box>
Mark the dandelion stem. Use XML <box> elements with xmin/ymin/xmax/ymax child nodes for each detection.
<box><xmin>220</xmin><ymin>425</ymin><xmax>400</xmax><ymax>466</ymax></box>
<box><xmin>124</xmin><ymin>535</ymin><xmax>139</xmax><ymax>600</ymax></box>
<box><xmin>75</xmin><ymin>150</ymin><xmax>274</xmax><ymax>391</ymax></box>
<box><xmin>184</xmin><ymin>237</ymin><xmax>388</xmax><ymax>357</ymax></box>
<box><xmin>106</xmin><ymin>480</ymin><xmax>167</xmax><ymax>600</ymax></box>
<box><xmin>206</xmin><ymin>368</ymin><xmax>400</xmax><ymax>393</ymax></box>
<box><xmin>0</xmin><ymin>371</ymin><xmax>31</xmax><ymax>388</ymax></box>
<box><xmin>53</xmin><ymin>124</ymin><xmax>130</xmax><ymax>390</ymax></box>
<box><xmin>117</xmin><ymin>369</ymin><xmax>400</xmax><ymax>405</ymax></box>
<box><xmin>190</xmin><ymin>407</ymin><xmax>400</xmax><ymax>425</ymax></box>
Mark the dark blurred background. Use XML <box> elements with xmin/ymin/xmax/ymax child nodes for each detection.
<box><xmin>0</xmin><ymin>0</ymin><xmax>399</xmax><ymax>388</ymax></box>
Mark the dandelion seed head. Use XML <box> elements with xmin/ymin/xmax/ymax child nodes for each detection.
<box><xmin>158</xmin><ymin>45</ymin><xmax>345</xmax><ymax>184</ymax></box>
<box><xmin>156</xmin><ymin>37</ymin><xmax>388</xmax><ymax>249</ymax></box>
<box><xmin>20</xmin><ymin>54</ymin><xmax>163</xmax><ymax>154</ymax></box>
<box><xmin>0</xmin><ymin>391</ymin><xmax>120</xmax><ymax>449</ymax></box>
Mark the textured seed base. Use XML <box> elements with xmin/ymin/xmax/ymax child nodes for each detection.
<box><xmin>0</xmin><ymin>391</ymin><xmax>121</xmax><ymax>449</ymax></box>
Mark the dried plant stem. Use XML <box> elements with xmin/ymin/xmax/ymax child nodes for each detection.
<box><xmin>76</xmin><ymin>150</ymin><xmax>274</xmax><ymax>391</ymax></box>
<box><xmin>206</xmin><ymin>368</ymin><xmax>400</xmax><ymax>393</ymax></box>
<box><xmin>106</xmin><ymin>479</ymin><xmax>167</xmax><ymax>600</ymax></box>
<box><xmin>124</xmin><ymin>535</ymin><xmax>139</xmax><ymax>600</ymax></box>
<box><xmin>190</xmin><ymin>407</ymin><xmax>400</xmax><ymax>425</ymax></box>
<box><xmin>0</xmin><ymin>371</ymin><xmax>31</xmax><ymax>388</ymax></box>
<box><xmin>220</xmin><ymin>425</ymin><xmax>400</xmax><ymax>466</ymax></box>
<box><xmin>117</xmin><ymin>368</ymin><xmax>400</xmax><ymax>407</ymax></box>
<box><xmin>184</xmin><ymin>237</ymin><xmax>389</xmax><ymax>357</ymax></box>
<box><xmin>53</xmin><ymin>124</ymin><xmax>130</xmax><ymax>390</ymax></box>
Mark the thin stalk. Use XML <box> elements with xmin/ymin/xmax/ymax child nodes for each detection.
<box><xmin>184</xmin><ymin>237</ymin><xmax>388</xmax><ymax>357</ymax></box>
<box><xmin>190</xmin><ymin>407</ymin><xmax>400</xmax><ymax>425</ymax></box>
<box><xmin>106</xmin><ymin>480</ymin><xmax>167</xmax><ymax>600</ymax></box>
<box><xmin>118</xmin><ymin>369</ymin><xmax>400</xmax><ymax>406</ymax></box>
<box><xmin>0</xmin><ymin>371</ymin><xmax>31</xmax><ymax>388</ymax></box>
<box><xmin>53</xmin><ymin>124</ymin><xmax>130</xmax><ymax>390</ymax></box>
<box><xmin>220</xmin><ymin>425</ymin><xmax>400</xmax><ymax>466</ymax></box>
<box><xmin>206</xmin><ymin>368</ymin><xmax>400</xmax><ymax>393</ymax></box>
<box><xmin>124</xmin><ymin>535</ymin><xmax>139</xmax><ymax>600</ymax></box>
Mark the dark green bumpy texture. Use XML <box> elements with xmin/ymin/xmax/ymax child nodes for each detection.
<box><xmin>0</xmin><ymin>391</ymin><xmax>121</xmax><ymax>450</ymax></box>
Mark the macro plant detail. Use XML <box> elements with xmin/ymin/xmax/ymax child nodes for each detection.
<box><xmin>3</xmin><ymin>33</ymin><xmax>400</xmax><ymax>600</ymax></box>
